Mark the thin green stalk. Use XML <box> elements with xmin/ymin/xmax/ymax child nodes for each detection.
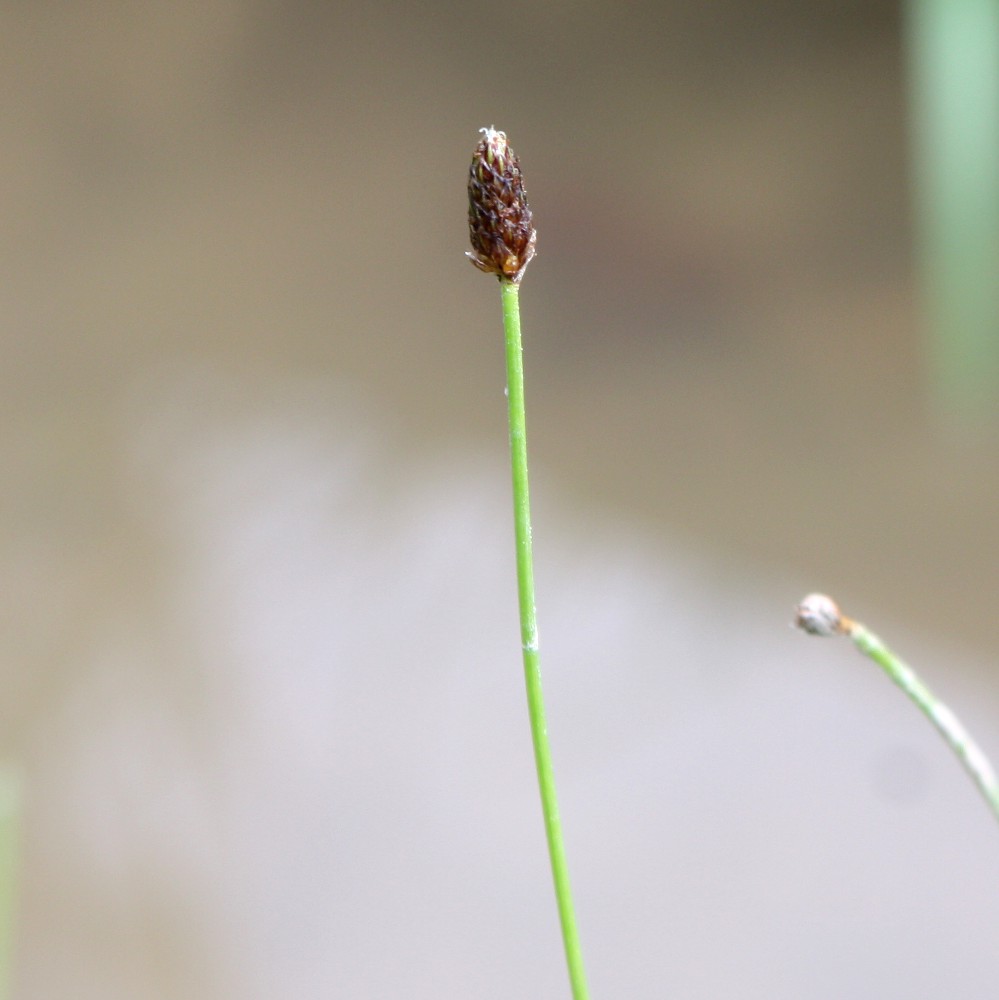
<box><xmin>467</xmin><ymin>127</ymin><xmax>589</xmax><ymax>996</ymax></box>
<box><xmin>849</xmin><ymin>622</ymin><xmax>999</xmax><ymax>822</ymax></box>
<box><xmin>501</xmin><ymin>278</ymin><xmax>590</xmax><ymax>1000</ymax></box>
<box><xmin>905</xmin><ymin>0</ymin><xmax>999</xmax><ymax>426</ymax></box>
<box><xmin>795</xmin><ymin>593</ymin><xmax>999</xmax><ymax>827</ymax></box>
<box><xmin>0</xmin><ymin>767</ymin><xmax>21</xmax><ymax>1000</ymax></box>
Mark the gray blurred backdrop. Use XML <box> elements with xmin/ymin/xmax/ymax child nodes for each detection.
<box><xmin>4</xmin><ymin>3</ymin><xmax>999</xmax><ymax>998</ymax></box>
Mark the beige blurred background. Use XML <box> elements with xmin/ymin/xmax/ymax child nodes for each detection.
<box><xmin>3</xmin><ymin>2</ymin><xmax>999</xmax><ymax>998</ymax></box>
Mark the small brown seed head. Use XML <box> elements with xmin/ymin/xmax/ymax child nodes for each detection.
<box><xmin>466</xmin><ymin>127</ymin><xmax>537</xmax><ymax>284</ymax></box>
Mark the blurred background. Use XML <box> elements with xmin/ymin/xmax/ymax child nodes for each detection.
<box><xmin>3</xmin><ymin>1</ymin><xmax>999</xmax><ymax>997</ymax></box>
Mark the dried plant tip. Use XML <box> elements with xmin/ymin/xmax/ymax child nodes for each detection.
<box><xmin>794</xmin><ymin>593</ymin><xmax>849</xmax><ymax>637</ymax></box>
<box><xmin>467</xmin><ymin>126</ymin><xmax>537</xmax><ymax>283</ymax></box>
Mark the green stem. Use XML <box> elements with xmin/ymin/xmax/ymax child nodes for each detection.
<box><xmin>848</xmin><ymin>622</ymin><xmax>999</xmax><ymax>825</ymax></box>
<box><xmin>0</xmin><ymin>767</ymin><xmax>21</xmax><ymax>1000</ymax></box>
<box><xmin>905</xmin><ymin>0</ymin><xmax>999</xmax><ymax>425</ymax></box>
<box><xmin>501</xmin><ymin>278</ymin><xmax>590</xmax><ymax>1000</ymax></box>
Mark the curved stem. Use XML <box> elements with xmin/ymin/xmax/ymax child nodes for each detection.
<box><xmin>501</xmin><ymin>278</ymin><xmax>590</xmax><ymax>1000</ymax></box>
<box><xmin>797</xmin><ymin>593</ymin><xmax>999</xmax><ymax>828</ymax></box>
<box><xmin>848</xmin><ymin>621</ymin><xmax>999</xmax><ymax>824</ymax></box>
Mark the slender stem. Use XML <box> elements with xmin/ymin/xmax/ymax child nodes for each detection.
<box><xmin>501</xmin><ymin>278</ymin><xmax>590</xmax><ymax>1000</ymax></box>
<box><xmin>905</xmin><ymin>0</ymin><xmax>999</xmax><ymax>425</ymax></box>
<box><xmin>0</xmin><ymin>767</ymin><xmax>21</xmax><ymax>1000</ymax></box>
<box><xmin>847</xmin><ymin>620</ymin><xmax>999</xmax><ymax>824</ymax></box>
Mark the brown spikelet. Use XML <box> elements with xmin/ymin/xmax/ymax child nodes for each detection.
<box><xmin>466</xmin><ymin>127</ymin><xmax>537</xmax><ymax>284</ymax></box>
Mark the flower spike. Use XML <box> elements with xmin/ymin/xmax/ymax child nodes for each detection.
<box><xmin>467</xmin><ymin>127</ymin><xmax>537</xmax><ymax>283</ymax></box>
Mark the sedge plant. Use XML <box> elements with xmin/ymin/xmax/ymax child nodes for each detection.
<box><xmin>795</xmin><ymin>592</ymin><xmax>999</xmax><ymax>826</ymax></box>
<box><xmin>466</xmin><ymin>127</ymin><xmax>590</xmax><ymax>1000</ymax></box>
<box><xmin>463</xmin><ymin>126</ymin><xmax>998</xmax><ymax>1000</ymax></box>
